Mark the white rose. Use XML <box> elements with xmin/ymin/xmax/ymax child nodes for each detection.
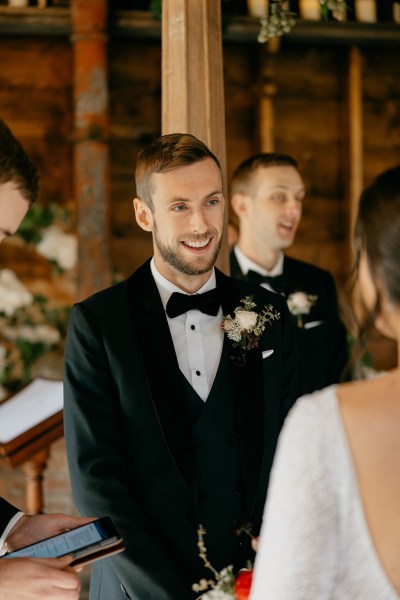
<box><xmin>36</xmin><ymin>225</ymin><xmax>77</xmax><ymax>271</ymax></box>
<box><xmin>222</xmin><ymin>318</ymin><xmax>234</xmax><ymax>332</ymax></box>
<box><xmin>0</xmin><ymin>269</ymin><xmax>33</xmax><ymax>316</ymax></box>
<box><xmin>290</xmin><ymin>292</ymin><xmax>309</xmax><ymax>308</ymax></box>
<box><xmin>236</xmin><ymin>310</ymin><xmax>258</xmax><ymax>330</ymax></box>
<box><xmin>287</xmin><ymin>292</ymin><xmax>312</xmax><ymax>316</ymax></box>
<box><xmin>33</xmin><ymin>324</ymin><xmax>61</xmax><ymax>345</ymax></box>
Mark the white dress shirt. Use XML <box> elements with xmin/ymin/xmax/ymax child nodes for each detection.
<box><xmin>151</xmin><ymin>259</ymin><xmax>223</xmax><ymax>402</ymax></box>
<box><xmin>233</xmin><ymin>245</ymin><xmax>284</xmax><ymax>293</ymax></box>
<box><xmin>0</xmin><ymin>511</ymin><xmax>24</xmax><ymax>556</ymax></box>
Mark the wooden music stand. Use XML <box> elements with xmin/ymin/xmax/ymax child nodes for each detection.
<box><xmin>0</xmin><ymin>378</ymin><xmax>63</xmax><ymax>515</ymax></box>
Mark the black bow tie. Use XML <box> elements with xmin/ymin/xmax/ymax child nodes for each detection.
<box><xmin>247</xmin><ymin>270</ymin><xmax>287</xmax><ymax>295</ymax></box>
<box><xmin>166</xmin><ymin>288</ymin><xmax>221</xmax><ymax>318</ymax></box>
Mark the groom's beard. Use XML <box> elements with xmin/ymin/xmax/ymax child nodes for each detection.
<box><xmin>153</xmin><ymin>226</ymin><xmax>222</xmax><ymax>277</ymax></box>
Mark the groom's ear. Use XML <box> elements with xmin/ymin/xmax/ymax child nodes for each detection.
<box><xmin>133</xmin><ymin>197</ymin><xmax>153</xmax><ymax>232</ymax></box>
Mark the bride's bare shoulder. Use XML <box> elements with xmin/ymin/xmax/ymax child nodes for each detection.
<box><xmin>337</xmin><ymin>369</ymin><xmax>400</xmax><ymax>421</ymax></box>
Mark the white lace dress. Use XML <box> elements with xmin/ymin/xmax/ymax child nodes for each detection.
<box><xmin>250</xmin><ymin>386</ymin><xmax>399</xmax><ymax>600</ymax></box>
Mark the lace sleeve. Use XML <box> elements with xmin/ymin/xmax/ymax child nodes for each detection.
<box><xmin>250</xmin><ymin>390</ymin><xmax>339</xmax><ymax>600</ymax></box>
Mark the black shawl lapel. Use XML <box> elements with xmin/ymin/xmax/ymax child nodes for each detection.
<box><xmin>216</xmin><ymin>269</ymin><xmax>265</xmax><ymax>520</ymax></box>
<box><xmin>126</xmin><ymin>260</ymin><xmax>196</xmax><ymax>493</ymax></box>
<box><xmin>229</xmin><ymin>249</ymin><xmax>243</xmax><ymax>279</ymax></box>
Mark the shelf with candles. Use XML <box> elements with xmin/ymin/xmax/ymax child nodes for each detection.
<box><xmin>0</xmin><ymin>7</ymin><xmax>399</xmax><ymax>45</ymax></box>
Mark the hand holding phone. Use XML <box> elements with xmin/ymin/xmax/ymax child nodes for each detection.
<box><xmin>3</xmin><ymin>516</ymin><xmax>124</xmax><ymax>567</ymax></box>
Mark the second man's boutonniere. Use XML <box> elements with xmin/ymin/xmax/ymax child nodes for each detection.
<box><xmin>222</xmin><ymin>295</ymin><xmax>280</xmax><ymax>352</ymax></box>
<box><xmin>287</xmin><ymin>291</ymin><xmax>318</xmax><ymax>328</ymax></box>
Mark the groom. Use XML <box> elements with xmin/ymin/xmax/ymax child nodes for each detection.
<box><xmin>64</xmin><ymin>133</ymin><xmax>303</xmax><ymax>600</ymax></box>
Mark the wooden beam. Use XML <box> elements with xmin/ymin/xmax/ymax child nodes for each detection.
<box><xmin>71</xmin><ymin>0</ymin><xmax>112</xmax><ymax>300</ymax></box>
<box><xmin>161</xmin><ymin>0</ymin><xmax>229</xmax><ymax>273</ymax></box>
<box><xmin>348</xmin><ymin>46</ymin><xmax>363</xmax><ymax>248</ymax></box>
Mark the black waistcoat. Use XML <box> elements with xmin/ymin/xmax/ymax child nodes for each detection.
<box><xmin>180</xmin><ymin>342</ymin><xmax>243</xmax><ymax>572</ymax></box>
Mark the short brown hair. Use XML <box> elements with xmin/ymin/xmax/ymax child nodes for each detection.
<box><xmin>135</xmin><ymin>133</ymin><xmax>221</xmax><ymax>209</ymax></box>
<box><xmin>0</xmin><ymin>118</ymin><xmax>39</xmax><ymax>205</ymax></box>
<box><xmin>231</xmin><ymin>153</ymin><xmax>298</xmax><ymax>196</ymax></box>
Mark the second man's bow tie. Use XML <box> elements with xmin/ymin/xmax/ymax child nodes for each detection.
<box><xmin>166</xmin><ymin>288</ymin><xmax>221</xmax><ymax>318</ymax></box>
<box><xmin>247</xmin><ymin>270</ymin><xmax>287</xmax><ymax>295</ymax></box>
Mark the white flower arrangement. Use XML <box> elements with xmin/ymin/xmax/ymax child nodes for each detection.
<box><xmin>286</xmin><ymin>291</ymin><xmax>317</xmax><ymax>328</ymax></box>
<box><xmin>0</xmin><ymin>269</ymin><xmax>33</xmax><ymax>316</ymax></box>
<box><xmin>257</xmin><ymin>0</ymin><xmax>347</xmax><ymax>44</ymax></box>
<box><xmin>0</xmin><ymin>204</ymin><xmax>75</xmax><ymax>398</ymax></box>
<box><xmin>222</xmin><ymin>295</ymin><xmax>280</xmax><ymax>351</ymax></box>
<box><xmin>16</xmin><ymin>203</ymin><xmax>77</xmax><ymax>273</ymax></box>
<box><xmin>36</xmin><ymin>225</ymin><xmax>77</xmax><ymax>271</ymax></box>
<box><xmin>0</xmin><ymin>268</ymin><xmax>70</xmax><ymax>397</ymax></box>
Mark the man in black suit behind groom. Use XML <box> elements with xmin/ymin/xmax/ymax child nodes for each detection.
<box><xmin>64</xmin><ymin>134</ymin><xmax>303</xmax><ymax>600</ymax></box>
<box><xmin>230</xmin><ymin>153</ymin><xmax>348</xmax><ymax>393</ymax></box>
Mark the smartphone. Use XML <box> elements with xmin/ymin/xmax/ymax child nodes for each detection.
<box><xmin>3</xmin><ymin>516</ymin><xmax>125</xmax><ymax>567</ymax></box>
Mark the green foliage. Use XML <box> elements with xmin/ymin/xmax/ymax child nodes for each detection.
<box><xmin>150</xmin><ymin>0</ymin><xmax>162</xmax><ymax>20</ymax></box>
<box><xmin>16</xmin><ymin>203</ymin><xmax>72</xmax><ymax>246</ymax></box>
<box><xmin>17</xmin><ymin>205</ymin><xmax>53</xmax><ymax>244</ymax></box>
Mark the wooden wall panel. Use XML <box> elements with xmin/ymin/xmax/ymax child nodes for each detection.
<box><xmin>0</xmin><ymin>38</ymin><xmax>73</xmax><ymax>283</ymax></box>
<box><xmin>109</xmin><ymin>39</ymin><xmax>161</xmax><ymax>274</ymax></box>
<box><xmin>362</xmin><ymin>49</ymin><xmax>400</xmax><ymax>182</ymax></box>
<box><xmin>271</xmin><ymin>46</ymin><xmax>349</xmax><ymax>282</ymax></box>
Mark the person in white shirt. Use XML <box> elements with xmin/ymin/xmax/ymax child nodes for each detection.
<box><xmin>63</xmin><ymin>133</ymin><xmax>303</xmax><ymax>600</ymax></box>
<box><xmin>250</xmin><ymin>165</ymin><xmax>400</xmax><ymax>600</ymax></box>
<box><xmin>230</xmin><ymin>153</ymin><xmax>348</xmax><ymax>393</ymax></box>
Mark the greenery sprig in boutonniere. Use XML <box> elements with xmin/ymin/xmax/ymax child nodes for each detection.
<box><xmin>287</xmin><ymin>292</ymin><xmax>317</xmax><ymax>328</ymax></box>
<box><xmin>222</xmin><ymin>296</ymin><xmax>280</xmax><ymax>352</ymax></box>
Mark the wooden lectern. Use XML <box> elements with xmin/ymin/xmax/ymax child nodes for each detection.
<box><xmin>0</xmin><ymin>379</ymin><xmax>63</xmax><ymax>515</ymax></box>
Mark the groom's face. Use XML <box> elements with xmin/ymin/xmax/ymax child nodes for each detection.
<box><xmin>135</xmin><ymin>158</ymin><xmax>225</xmax><ymax>287</ymax></box>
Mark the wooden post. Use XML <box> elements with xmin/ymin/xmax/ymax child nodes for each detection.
<box><xmin>348</xmin><ymin>46</ymin><xmax>363</xmax><ymax>253</ymax></box>
<box><xmin>347</xmin><ymin>46</ymin><xmax>364</xmax><ymax>329</ymax></box>
<box><xmin>21</xmin><ymin>449</ymin><xmax>49</xmax><ymax>515</ymax></box>
<box><xmin>161</xmin><ymin>0</ymin><xmax>229</xmax><ymax>273</ymax></box>
<box><xmin>71</xmin><ymin>0</ymin><xmax>112</xmax><ymax>300</ymax></box>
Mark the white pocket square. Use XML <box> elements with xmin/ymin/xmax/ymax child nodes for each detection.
<box><xmin>262</xmin><ymin>349</ymin><xmax>274</xmax><ymax>359</ymax></box>
<box><xmin>304</xmin><ymin>320</ymin><xmax>324</xmax><ymax>330</ymax></box>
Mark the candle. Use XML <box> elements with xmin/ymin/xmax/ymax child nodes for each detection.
<box><xmin>299</xmin><ymin>0</ymin><xmax>321</xmax><ymax>21</ymax></box>
<box><xmin>247</xmin><ymin>0</ymin><xmax>269</xmax><ymax>18</ymax></box>
<box><xmin>393</xmin><ymin>2</ymin><xmax>400</xmax><ymax>24</ymax></box>
<box><xmin>355</xmin><ymin>0</ymin><xmax>377</xmax><ymax>23</ymax></box>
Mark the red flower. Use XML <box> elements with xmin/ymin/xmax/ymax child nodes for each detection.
<box><xmin>235</xmin><ymin>569</ymin><xmax>253</xmax><ymax>600</ymax></box>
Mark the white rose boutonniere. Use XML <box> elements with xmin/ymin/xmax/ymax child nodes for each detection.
<box><xmin>287</xmin><ymin>291</ymin><xmax>318</xmax><ymax>328</ymax></box>
<box><xmin>222</xmin><ymin>295</ymin><xmax>280</xmax><ymax>352</ymax></box>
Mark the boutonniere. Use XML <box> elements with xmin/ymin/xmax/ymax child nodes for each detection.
<box><xmin>222</xmin><ymin>295</ymin><xmax>280</xmax><ymax>352</ymax></box>
<box><xmin>287</xmin><ymin>291</ymin><xmax>318</xmax><ymax>328</ymax></box>
<box><xmin>192</xmin><ymin>524</ymin><xmax>254</xmax><ymax>600</ymax></box>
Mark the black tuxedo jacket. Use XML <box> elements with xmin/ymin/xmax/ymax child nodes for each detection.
<box><xmin>0</xmin><ymin>497</ymin><xmax>18</xmax><ymax>536</ymax></box>
<box><xmin>230</xmin><ymin>251</ymin><xmax>348</xmax><ymax>393</ymax></box>
<box><xmin>64</xmin><ymin>260</ymin><xmax>303</xmax><ymax>600</ymax></box>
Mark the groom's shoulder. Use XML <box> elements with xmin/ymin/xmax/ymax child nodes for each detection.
<box><xmin>75</xmin><ymin>260</ymin><xmax>151</xmax><ymax>311</ymax></box>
